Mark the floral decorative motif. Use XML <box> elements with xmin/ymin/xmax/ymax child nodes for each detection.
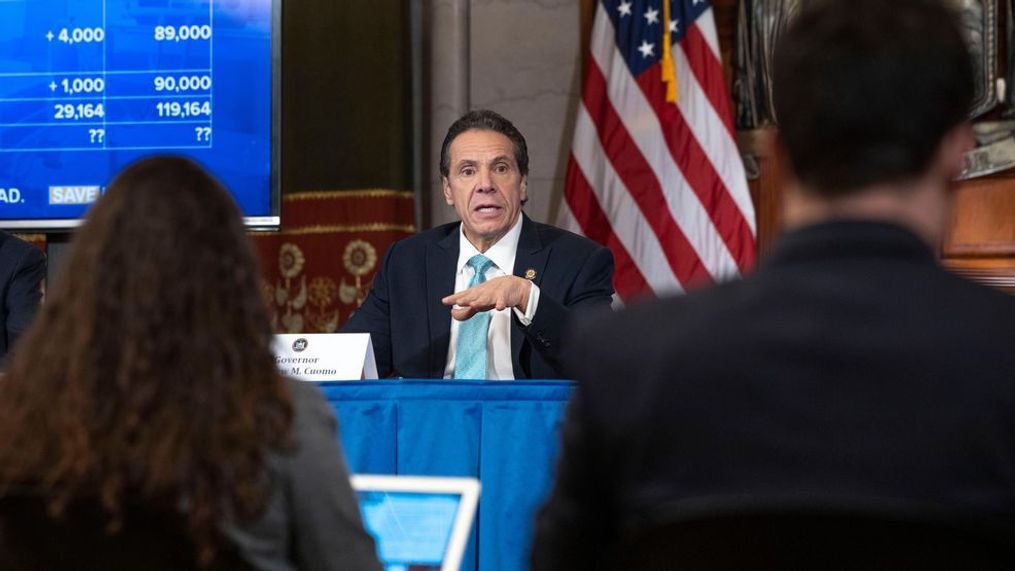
<box><xmin>260</xmin><ymin>279</ymin><xmax>279</xmax><ymax>330</ymax></box>
<box><xmin>338</xmin><ymin>239</ymin><xmax>378</xmax><ymax>310</ymax></box>
<box><xmin>275</xmin><ymin>243</ymin><xmax>308</xmax><ymax>333</ymax></box>
<box><xmin>250</xmin><ymin>189</ymin><xmax>415</xmax><ymax>334</ymax></box>
<box><xmin>308</xmin><ymin>277</ymin><xmax>339</xmax><ymax>308</ymax></box>
<box><xmin>342</xmin><ymin>240</ymin><xmax>377</xmax><ymax>277</ymax></box>
<box><xmin>278</xmin><ymin>243</ymin><xmax>305</xmax><ymax>278</ymax></box>
<box><xmin>306</xmin><ymin>277</ymin><xmax>340</xmax><ymax>333</ymax></box>
<box><xmin>281</xmin><ymin>312</ymin><xmax>304</xmax><ymax>333</ymax></box>
<box><xmin>339</xmin><ymin>280</ymin><xmax>359</xmax><ymax>305</ymax></box>
<box><xmin>260</xmin><ymin>279</ymin><xmax>275</xmax><ymax>308</ymax></box>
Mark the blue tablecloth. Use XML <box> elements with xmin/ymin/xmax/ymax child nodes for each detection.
<box><xmin>318</xmin><ymin>380</ymin><xmax>575</xmax><ymax>571</ymax></box>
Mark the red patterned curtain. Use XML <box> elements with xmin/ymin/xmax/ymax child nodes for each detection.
<box><xmin>250</xmin><ymin>189</ymin><xmax>415</xmax><ymax>333</ymax></box>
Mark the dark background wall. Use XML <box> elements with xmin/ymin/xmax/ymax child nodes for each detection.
<box><xmin>282</xmin><ymin>0</ymin><xmax>413</xmax><ymax>193</ymax></box>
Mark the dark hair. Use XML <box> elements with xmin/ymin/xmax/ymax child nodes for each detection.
<box><xmin>439</xmin><ymin>109</ymin><xmax>529</xmax><ymax>178</ymax></box>
<box><xmin>0</xmin><ymin>156</ymin><xmax>292</xmax><ymax>565</ymax></box>
<box><xmin>772</xmin><ymin>0</ymin><xmax>974</xmax><ymax>196</ymax></box>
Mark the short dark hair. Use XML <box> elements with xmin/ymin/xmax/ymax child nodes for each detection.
<box><xmin>439</xmin><ymin>109</ymin><xmax>529</xmax><ymax>178</ymax></box>
<box><xmin>772</xmin><ymin>0</ymin><xmax>974</xmax><ymax>196</ymax></box>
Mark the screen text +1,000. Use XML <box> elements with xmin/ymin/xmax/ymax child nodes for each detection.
<box><xmin>0</xmin><ymin>5</ymin><xmax>214</xmax><ymax>152</ymax></box>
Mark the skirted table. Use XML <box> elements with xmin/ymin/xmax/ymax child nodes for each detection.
<box><xmin>318</xmin><ymin>380</ymin><xmax>575</xmax><ymax>571</ymax></box>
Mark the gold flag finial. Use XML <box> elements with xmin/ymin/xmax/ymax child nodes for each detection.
<box><xmin>661</xmin><ymin>0</ymin><xmax>678</xmax><ymax>103</ymax></box>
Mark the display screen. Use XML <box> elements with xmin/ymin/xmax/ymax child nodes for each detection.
<box><xmin>358</xmin><ymin>490</ymin><xmax>462</xmax><ymax>571</ymax></box>
<box><xmin>0</xmin><ymin>0</ymin><xmax>279</xmax><ymax>229</ymax></box>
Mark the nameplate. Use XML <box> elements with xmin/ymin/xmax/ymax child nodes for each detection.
<box><xmin>271</xmin><ymin>333</ymin><xmax>378</xmax><ymax>381</ymax></box>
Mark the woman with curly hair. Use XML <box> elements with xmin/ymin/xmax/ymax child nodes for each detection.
<box><xmin>0</xmin><ymin>156</ymin><xmax>380</xmax><ymax>570</ymax></box>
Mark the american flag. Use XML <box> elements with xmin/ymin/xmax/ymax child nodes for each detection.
<box><xmin>558</xmin><ymin>0</ymin><xmax>756</xmax><ymax>300</ymax></box>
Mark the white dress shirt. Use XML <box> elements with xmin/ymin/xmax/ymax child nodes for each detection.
<box><xmin>443</xmin><ymin>216</ymin><xmax>540</xmax><ymax>380</ymax></box>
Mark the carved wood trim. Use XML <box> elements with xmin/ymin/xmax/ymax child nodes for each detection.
<box><xmin>944</xmin><ymin>264</ymin><xmax>1015</xmax><ymax>294</ymax></box>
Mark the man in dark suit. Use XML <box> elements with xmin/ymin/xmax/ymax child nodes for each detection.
<box><xmin>532</xmin><ymin>0</ymin><xmax>1015</xmax><ymax>567</ymax></box>
<box><xmin>343</xmin><ymin>110</ymin><xmax>614</xmax><ymax>379</ymax></box>
<box><xmin>0</xmin><ymin>231</ymin><xmax>46</xmax><ymax>362</ymax></box>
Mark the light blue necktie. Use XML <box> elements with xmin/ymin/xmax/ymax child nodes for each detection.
<box><xmin>454</xmin><ymin>254</ymin><xmax>495</xmax><ymax>379</ymax></box>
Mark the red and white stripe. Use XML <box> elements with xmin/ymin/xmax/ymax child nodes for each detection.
<box><xmin>560</xmin><ymin>3</ymin><xmax>756</xmax><ymax>301</ymax></box>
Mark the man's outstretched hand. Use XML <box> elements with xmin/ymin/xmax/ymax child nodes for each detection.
<box><xmin>442</xmin><ymin>276</ymin><xmax>532</xmax><ymax>321</ymax></box>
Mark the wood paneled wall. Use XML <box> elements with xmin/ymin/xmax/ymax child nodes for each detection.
<box><xmin>944</xmin><ymin>173</ymin><xmax>1015</xmax><ymax>293</ymax></box>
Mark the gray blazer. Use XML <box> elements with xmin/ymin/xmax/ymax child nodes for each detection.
<box><xmin>224</xmin><ymin>379</ymin><xmax>381</xmax><ymax>571</ymax></box>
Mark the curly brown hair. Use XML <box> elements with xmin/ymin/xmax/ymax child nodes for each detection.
<box><xmin>0</xmin><ymin>156</ymin><xmax>292</xmax><ymax>564</ymax></box>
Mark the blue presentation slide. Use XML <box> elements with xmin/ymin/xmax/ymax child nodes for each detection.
<box><xmin>0</xmin><ymin>0</ymin><xmax>275</xmax><ymax>225</ymax></box>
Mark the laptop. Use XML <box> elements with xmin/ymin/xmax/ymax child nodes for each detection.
<box><xmin>351</xmin><ymin>475</ymin><xmax>480</xmax><ymax>571</ymax></box>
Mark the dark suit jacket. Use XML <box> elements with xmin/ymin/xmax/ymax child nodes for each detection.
<box><xmin>0</xmin><ymin>231</ymin><xmax>46</xmax><ymax>360</ymax></box>
<box><xmin>532</xmin><ymin>221</ymin><xmax>1015</xmax><ymax>570</ymax></box>
<box><xmin>342</xmin><ymin>215</ymin><xmax>614</xmax><ymax>378</ymax></box>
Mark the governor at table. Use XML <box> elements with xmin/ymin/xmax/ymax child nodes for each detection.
<box><xmin>342</xmin><ymin>109</ymin><xmax>615</xmax><ymax>379</ymax></box>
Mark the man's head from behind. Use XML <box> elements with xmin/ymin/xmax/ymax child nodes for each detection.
<box><xmin>772</xmin><ymin>0</ymin><xmax>974</xmax><ymax>198</ymax></box>
<box><xmin>440</xmin><ymin>110</ymin><xmax>529</xmax><ymax>252</ymax></box>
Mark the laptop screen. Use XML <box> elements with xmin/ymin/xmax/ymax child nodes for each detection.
<box><xmin>358</xmin><ymin>490</ymin><xmax>463</xmax><ymax>571</ymax></box>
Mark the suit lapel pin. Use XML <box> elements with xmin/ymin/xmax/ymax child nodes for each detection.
<box><xmin>524</xmin><ymin>268</ymin><xmax>537</xmax><ymax>280</ymax></box>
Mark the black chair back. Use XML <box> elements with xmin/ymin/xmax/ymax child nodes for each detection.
<box><xmin>612</xmin><ymin>506</ymin><xmax>1015</xmax><ymax>570</ymax></box>
<box><xmin>0</xmin><ymin>494</ymin><xmax>253</xmax><ymax>571</ymax></box>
